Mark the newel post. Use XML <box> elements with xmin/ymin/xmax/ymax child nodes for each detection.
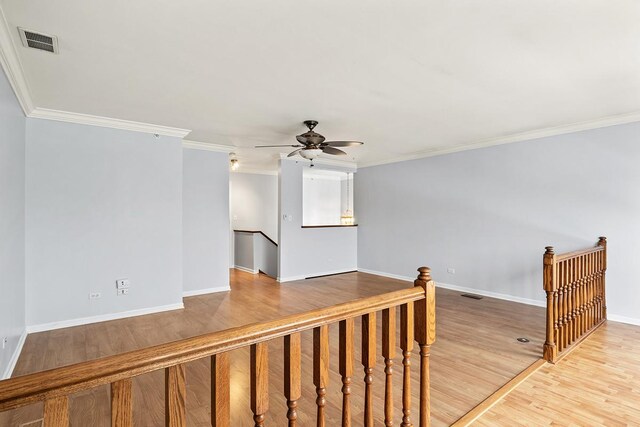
<box><xmin>414</xmin><ymin>266</ymin><xmax>435</xmax><ymax>427</ymax></box>
<box><xmin>598</xmin><ymin>236</ymin><xmax>607</xmax><ymax>319</ymax></box>
<box><xmin>543</xmin><ymin>246</ymin><xmax>558</xmax><ymax>363</ymax></box>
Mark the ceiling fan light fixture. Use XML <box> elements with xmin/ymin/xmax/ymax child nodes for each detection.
<box><xmin>299</xmin><ymin>148</ymin><xmax>322</xmax><ymax>160</ymax></box>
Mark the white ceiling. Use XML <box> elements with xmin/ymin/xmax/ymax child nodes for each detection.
<box><xmin>2</xmin><ymin>0</ymin><xmax>640</xmax><ymax>171</ymax></box>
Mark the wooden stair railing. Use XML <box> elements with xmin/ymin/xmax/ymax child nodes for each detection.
<box><xmin>543</xmin><ymin>237</ymin><xmax>607</xmax><ymax>363</ymax></box>
<box><xmin>0</xmin><ymin>267</ymin><xmax>436</xmax><ymax>427</ymax></box>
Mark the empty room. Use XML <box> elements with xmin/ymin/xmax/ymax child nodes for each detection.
<box><xmin>1</xmin><ymin>1</ymin><xmax>639</xmax><ymax>426</ymax></box>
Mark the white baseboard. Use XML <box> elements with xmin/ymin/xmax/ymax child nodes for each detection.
<box><xmin>436</xmin><ymin>281</ymin><xmax>546</xmax><ymax>308</ymax></box>
<box><xmin>357</xmin><ymin>268</ymin><xmax>546</xmax><ymax>308</ymax></box>
<box><xmin>26</xmin><ymin>302</ymin><xmax>185</xmax><ymax>333</ymax></box>
<box><xmin>278</xmin><ymin>268</ymin><xmax>358</xmax><ymax>283</ymax></box>
<box><xmin>357</xmin><ymin>268</ymin><xmax>415</xmax><ymax>283</ymax></box>
<box><xmin>2</xmin><ymin>329</ymin><xmax>28</xmax><ymax>380</ymax></box>
<box><xmin>234</xmin><ymin>265</ymin><xmax>258</xmax><ymax>274</ymax></box>
<box><xmin>183</xmin><ymin>286</ymin><xmax>230</xmax><ymax>297</ymax></box>
<box><xmin>608</xmin><ymin>314</ymin><xmax>640</xmax><ymax>326</ymax></box>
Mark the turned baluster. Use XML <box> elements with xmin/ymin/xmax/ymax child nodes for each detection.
<box><xmin>112</xmin><ymin>378</ymin><xmax>133</xmax><ymax>427</ymax></box>
<box><xmin>212</xmin><ymin>353</ymin><xmax>230</xmax><ymax>427</ymax></box>
<box><xmin>563</xmin><ymin>261</ymin><xmax>570</xmax><ymax>350</ymax></box>
<box><xmin>598</xmin><ymin>236</ymin><xmax>607</xmax><ymax>319</ymax></box>
<box><xmin>543</xmin><ymin>247</ymin><xmax>557</xmax><ymax>362</ymax></box>
<box><xmin>339</xmin><ymin>318</ymin><xmax>354</xmax><ymax>427</ymax></box>
<box><xmin>382</xmin><ymin>308</ymin><xmax>396</xmax><ymax>427</ymax></box>
<box><xmin>165</xmin><ymin>364</ymin><xmax>186</xmax><ymax>427</ymax></box>
<box><xmin>414</xmin><ymin>267</ymin><xmax>436</xmax><ymax>427</ymax></box>
<box><xmin>284</xmin><ymin>334</ymin><xmax>301</xmax><ymax>427</ymax></box>
<box><xmin>400</xmin><ymin>302</ymin><xmax>414</xmax><ymax>427</ymax></box>
<box><xmin>585</xmin><ymin>254</ymin><xmax>591</xmax><ymax>331</ymax></box>
<box><xmin>567</xmin><ymin>259</ymin><xmax>575</xmax><ymax>345</ymax></box>
<box><xmin>314</xmin><ymin>325</ymin><xmax>329</xmax><ymax>427</ymax></box>
<box><xmin>251</xmin><ymin>343</ymin><xmax>269</xmax><ymax>427</ymax></box>
<box><xmin>579</xmin><ymin>255</ymin><xmax>586</xmax><ymax>335</ymax></box>
<box><xmin>595</xmin><ymin>253</ymin><xmax>600</xmax><ymax>326</ymax></box>
<box><xmin>362</xmin><ymin>313</ymin><xmax>376</xmax><ymax>427</ymax></box>
<box><xmin>557</xmin><ymin>265</ymin><xmax>565</xmax><ymax>353</ymax></box>
<box><xmin>44</xmin><ymin>396</ymin><xmax>69</xmax><ymax>427</ymax></box>
<box><xmin>571</xmin><ymin>258</ymin><xmax>581</xmax><ymax>341</ymax></box>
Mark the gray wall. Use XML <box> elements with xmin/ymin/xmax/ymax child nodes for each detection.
<box><xmin>356</xmin><ymin>122</ymin><xmax>640</xmax><ymax>323</ymax></box>
<box><xmin>233</xmin><ymin>231</ymin><xmax>278</xmax><ymax>278</ymax></box>
<box><xmin>254</xmin><ymin>234</ymin><xmax>278</xmax><ymax>278</ymax></box>
<box><xmin>279</xmin><ymin>159</ymin><xmax>357</xmax><ymax>281</ymax></box>
<box><xmin>234</xmin><ymin>231</ymin><xmax>256</xmax><ymax>273</ymax></box>
<box><xmin>182</xmin><ymin>148</ymin><xmax>230</xmax><ymax>294</ymax></box>
<box><xmin>25</xmin><ymin>119</ymin><xmax>184</xmax><ymax>327</ymax></box>
<box><xmin>0</xmin><ymin>68</ymin><xmax>26</xmax><ymax>378</ymax></box>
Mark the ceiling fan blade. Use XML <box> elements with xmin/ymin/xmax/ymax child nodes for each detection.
<box><xmin>323</xmin><ymin>141</ymin><xmax>364</xmax><ymax>147</ymax></box>
<box><xmin>255</xmin><ymin>144</ymin><xmax>303</xmax><ymax>148</ymax></box>
<box><xmin>287</xmin><ymin>148</ymin><xmax>303</xmax><ymax>157</ymax></box>
<box><xmin>321</xmin><ymin>146</ymin><xmax>347</xmax><ymax>156</ymax></box>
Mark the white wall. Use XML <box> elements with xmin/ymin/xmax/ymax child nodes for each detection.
<box><xmin>183</xmin><ymin>148</ymin><xmax>230</xmax><ymax>295</ymax></box>
<box><xmin>25</xmin><ymin>119</ymin><xmax>184</xmax><ymax>329</ymax></box>
<box><xmin>303</xmin><ymin>172</ymin><xmax>342</xmax><ymax>226</ymax></box>
<box><xmin>230</xmin><ymin>172</ymin><xmax>278</xmax><ymax>242</ymax></box>
<box><xmin>0</xmin><ymin>68</ymin><xmax>26</xmax><ymax>378</ymax></box>
<box><xmin>230</xmin><ymin>172</ymin><xmax>278</xmax><ymax>268</ymax></box>
<box><xmin>279</xmin><ymin>159</ymin><xmax>357</xmax><ymax>281</ymax></box>
<box><xmin>356</xmin><ymin>121</ymin><xmax>640</xmax><ymax>324</ymax></box>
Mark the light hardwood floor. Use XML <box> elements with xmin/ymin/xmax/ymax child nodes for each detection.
<box><xmin>474</xmin><ymin>321</ymin><xmax>640</xmax><ymax>426</ymax></box>
<box><xmin>1</xmin><ymin>270</ymin><xmax>545</xmax><ymax>426</ymax></box>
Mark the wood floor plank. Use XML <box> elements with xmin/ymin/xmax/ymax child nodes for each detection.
<box><xmin>2</xmin><ymin>269</ymin><xmax>546</xmax><ymax>426</ymax></box>
<box><xmin>474</xmin><ymin>322</ymin><xmax>640</xmax><ymax>426</ymax></box>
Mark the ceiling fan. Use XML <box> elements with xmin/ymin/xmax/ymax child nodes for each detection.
<box><xmin>255</xmin><ymin>120</ymin><xmax>364</xmax><ymax>161</ymax></box>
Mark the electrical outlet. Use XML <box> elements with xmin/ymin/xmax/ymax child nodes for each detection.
<box><xmin>89</xmin><ymin>292</ymin><xmax>102</xmax><ymax>300</ymax></box>
<box><xmin>116</xmin><ymin>278</ymin><xmax>130</xmax><ymax>289</ymax></box>
<box><xmin>117</xmin><ymin>288</ymin><xmax>129</xmax><ymax>296</ymax></box>
<box><xmin>447</xmin><ymin>267</ymin><xmax>456</xmax><ymax>274</ymax></box>
<box><xmin>2</xmin><ymin>337</ymin><xmax>7</xmax><ymax>349</ymax></box>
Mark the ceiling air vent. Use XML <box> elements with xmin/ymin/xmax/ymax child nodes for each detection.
<box><xmin>18</xmin><ymin>27</ymin><xmax>58</xmax><ymax>53</ymax></box>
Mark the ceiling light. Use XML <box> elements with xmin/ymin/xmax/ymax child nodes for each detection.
<box><xmin>299</xmin><ymin>148</ymin><xmax>322</xmax><ymax>160</ymax></box>
<box><xmin>229</xmin><ymin>153</ymin><xmax>239</xmax><ymax>171</ymax></box>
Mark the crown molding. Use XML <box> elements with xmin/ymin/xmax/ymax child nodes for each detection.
<box><xmin>0</xmin><ymin>6</ymin><xmax>34</xmax><ymax>115</ymax></box>
<box><xmin>359</xmin><ymin>110</ymin><xmax>640</xmax><ymax>168</ymax></box>
<box><xmin>182</xmin><ymin>139</ymin><xmax>235</xmax><ymax>153</ymax></box>
<box><xmin>29</xmin><ymin>107</ymin><xmax>191</xmax><ymax>137</ymax></box>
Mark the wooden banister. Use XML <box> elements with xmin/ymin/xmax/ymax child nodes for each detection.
<box><xmin>211</xmin><ymin>353</ymin><xmax>230</xmax><ymax>426</ymax></box>
<box><xmin>362</xmin><ymin>312</ymin><xmax>376</xmax><ymax>427</ymax></box>
<box><xmin>0</xmin><ymin>286</ymin><xmax>423</xmax><ymax>412</ymax></box>
<box><xmin>542</xmin><ymin>237</ymin><xmax>607</xmax><ymax>363</ymax></box>
<box><xmin>251</xmin><ymin>343</ymin><xmax>269</xmax><ymax>427</ymax></box>
<box><xmin>284</xmin><ymin>333</ymin><xmax>301</xmax><ymax>426</ymax></box>
<box><xmin>400</xmin><ymin>301</ymin><xmax>414</xmax><ymax>427</ymax></box>
<box><xmin>338</xmin><ymin>318</ymin><xmax>354</xmax><ymax>427</ymax></box>
<box><xmin>0</xmin><ymin>268</ymin><xmax>437</xmax><ymax>427</ymax></box>
<box><xmin>414</xmin><ymin>266</ymin><xmax>436</xmax><ymax>427</ymax></box>
<box><xmin>382</xmin><ymin>307</ymin><xmax>396</xmax><ymax>427</ymax></box>
<box><xmin>313</xmin><ymin>325</ymin><xmax>329</xmax><ymax>427</ymax></box>
<box><xmin>111</xmin><ymin>378</ymin><xmax>133</xmax><ymax>427</ymax></box>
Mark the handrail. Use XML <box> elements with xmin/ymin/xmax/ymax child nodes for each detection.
<box><xmin>233</xmin><ymin>229</ymin><xmax>278</xmax><ymax>246</ymax></box>
<box><xmin>0</xmin><ymin>286</ymin><xmax>424</xmax><ymax>412</ymax></box>
<box><xmin>555</xmin><ymin>245</ymin><xmax>604</xmax><ymax>261</ymax></box>
<box><xmin>542</xmin><ymin>237</ymin><xmax>607</xmax><ymax>363</ymax></box>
